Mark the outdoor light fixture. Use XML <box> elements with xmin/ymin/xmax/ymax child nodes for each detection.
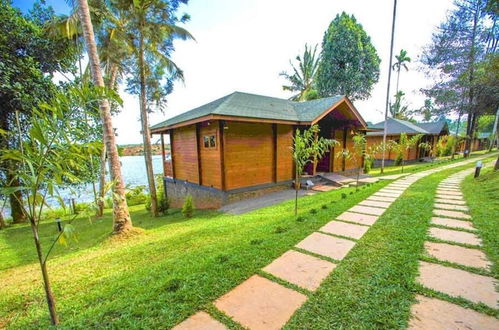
<box><xmin>474</xmin><ymin>161</ymin><xmax>483</xmax><ymax>178</ymax></box>
<box><xmin>55</xmin><ymin>218</ymin><xmax>62</xmax><ymax>232</ymax></box>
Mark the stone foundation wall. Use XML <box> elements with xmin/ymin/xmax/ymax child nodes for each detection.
<box><xmin>164</xmin><ymin>179</ymin><xmax>226</xmax><ymax>209</ymax></box>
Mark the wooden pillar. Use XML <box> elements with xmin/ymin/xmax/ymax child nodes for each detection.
<box><xmin>342</xmin><ymin>127</ymin><xmax>347</xmax><ymax>171</ymax></box>
<box><xmin>169</xmin><ymin>129</ymin><xmax>176</xmax><ymax>178</ymax></box>
<box><xmin>329</xmin><ymin>128</ymin><xmax>334</xmax><ymax>172</ymax></box>
<box><xmin>195</xmin><ymin>123</ymin><xmax>202</xmax><ymax>185</ymax></box>
<box><xmin>272</xmin><ymin>124</ymin><xmax>277</xmax><ymax>183</ymax></box>
<box><xmin>219</xmin><ymin>120</ymin><xmax>226</xmax><ymax>191</ymax></box>
<box><xmin>160</xmin><ymin>133</ymin><xmax>166</xmax><ymax>176</ymax></box>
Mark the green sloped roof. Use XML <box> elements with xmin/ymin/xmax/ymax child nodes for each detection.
<box><xmin>366</xmin><ymin>118</ymin><xmax>429</xmax><ymax>136</ymax></box>
<box><xmin>150</xmin><ymin>92</ymin><xmax>346</xmax><ymax>130</ymax></box>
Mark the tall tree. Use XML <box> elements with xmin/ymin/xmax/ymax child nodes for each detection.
<box><xmin>316</xmin><ymin>12</ymin><xmax>381</xmax><ymax>101</ymax></box>
<box><xmin>392</xmin><ymin>49</ymin><xmax>411</xmax><ymax>94</ymax></box>
<box><xmin>77</xmin><ymin>0</ymin><xmax>133</xmax><ymax>233</ymax></box>
<box><xmin>119</xmin><ymin>0</ymin><xmax>193</xmax><ymax>217</ymax></box>
<box><xmin>389</xmin><ymin>91</ymin><xmax>411</xmax><ymax>120</ymax></box>
<box><xmin>280</xmin><ymin>44</ymin><xmax>320</xmax><ymax>101</ymax></box>
<box><xmin>422</xmin><ymin>0</ymin><xmax>498</xmax><ymax>156</ymax></box>
<box><xmin>0</xmin><ymin>0</ymin><xmax>76</xmax><ymax>223</ymax></box>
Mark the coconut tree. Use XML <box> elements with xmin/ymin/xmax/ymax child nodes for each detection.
<box><xmin>117</xmin><ymin>0</ymin><xmax>193</xmax><ymax>216</ymax></box>
<box><xmin>280</xmin><ymin>44</ymin><xmax>320</xmax><ymax>101</ymax></box>
<box><xmin>77</xmin><ymin>0</ymin><xmax>133</xmax><ymax>233</ymax></box>
<box><xmin>392</xmin><ymin>49</ymin><xmax>411</xmax><ymax>94</ymax></box>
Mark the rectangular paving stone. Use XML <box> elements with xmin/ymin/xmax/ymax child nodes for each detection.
<box><xmin>434</xmin><ymin>203</ymin><xmax>468</xmax><ymax>211</ymax></box>
<box><xmin>263</xmin><ymin>250</ymin><xmax>336</xmax><ymax>291</ymax></box>
<box><xmin>435</xmin><ymin>198</ymin><xmax>466</xmax><ymax>205</ymax></box>
<box><xmin>359</xmin><ymin>200</ymin><xmax>391</xmax><ymax>208</ymax></box>
<box><xmin>336</xmin><ymin>212</ymin><xmax>378</xmax><ymax>226</ymax></box>
<box><xmin>320</xmin><ymin>220</ymin><xmax>369</xmax><ymax>240</ymax></box>
<box><xmin>379</xmin><ymin>189</ymin><xmax>404</xmax><ymax>195</ymax></box>
<box><xmin>424</xmin><ymin>242</ymin><xmax>491</xmax><ymax>269</ymax></box>
<box><xmin>408</xmin><ymin>295</ymin><xmax>499</xmax><ymax>329</ymax></box>
<box><xmin>295</xmin><ymin>232</ymin><xmax>356</xmax><ymax>261</ymax></box>
<box><xmin>433</xmin><ymin>209</ymin><xmax>471</xmax><ymax>220</ymax></box>
<box><xmin>374</xmin><ymin>192</ymin><xmax>401</xmax><ymax>198</ymax></box>
<box><xmin>384</xmin><ymin>186</ymin><xmax>406</xmax><ymax>191</ymax></box>
<box><xmin>436</xmin><ymin>190</ymin><xmax>463</xmax><ymax>196</ymax></box>
<box><xmin>435</xmin><ymin>194</ymin><xmax>464</xmax><ymax>201</ymax></box>
<box><xmin>431</xmin><ymin>217</ymin><xmax>475</xmax><ymax>231</ymax></box>
<box><xmin>350</xmin><ymin>205</ymin><xmax>385</xmax><ymax>216</ymax></box>
<box><xmin>417</xmin><ymin>261</ymin><xmax>498</xmax><ymax>308</ymax></box>
<box><xmin>214</xmin><ymin>275</ymin><xmax>306</xmax><ymax>330</ymax></box>
<box><xmin>173</xmin><ymin>311</ymin><xmax>227</xmax><ymax>330</ymax></box>
<box><xmin>429</xmin><ymin>227</ymin><xmax>481</xmax><ymax>246</ymax></box>
<box><xmin>367</xmin><ymin>196</ymin><xmax>396</xmax><ymax>203</ymax></box>
<box><xmin>438</xmin><ymin>184</ymin><xmax>460</xmax><ymax>189</ymax></box>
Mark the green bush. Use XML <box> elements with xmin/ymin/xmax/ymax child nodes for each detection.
<box><xmin>363</xmin><ymin>158</ymin><xmax>373</xmax><ymax>174</ymax></box>
<box><xmin>394</xmin><ymin>153</ymin><xmax>403</xmax><ymax>166</ymax></box>
<box><xmin>182</xmin><ymin>194</ymin><xmax>194</xmax><ymax>218</ymax></box>
<box><xmin>145</xmin><ymin>175</ymin><xmax>170</xmax><ymax>215</ymax></box>
<box><xmin>126</xmin><ymin>185</ymin><xmax>148</xmax><ymax>206</ymax></box>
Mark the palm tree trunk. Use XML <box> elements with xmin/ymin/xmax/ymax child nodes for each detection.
<box><xmin>395</xmin><ymin>67</ymin><xmax>401</xmax><ymax>94</ymax></box>
<box><xmin>77</xmin><ymin>0</ymin><xmax>132</xmax><ymax>233</ymax></box>
<box><xmin>381</xmin><ymin>0</ymin><xmax>398</xmax><ymax>174</ymax></box>
<box><xmin>138</xmin><ymin>23</ymin><xmax>158</xmax><ymax>217</ymax></box>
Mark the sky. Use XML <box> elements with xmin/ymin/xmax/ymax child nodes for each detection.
<box><xmin>14</xmin><ymin>0</ymin><xmax>456</xmax><ymax>145</ymax></box>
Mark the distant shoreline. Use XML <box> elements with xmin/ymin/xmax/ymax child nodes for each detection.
<box><xmin>119</xmin><ymin>144</ymin><xmax>170</xmax><ymax>157</ymax></box>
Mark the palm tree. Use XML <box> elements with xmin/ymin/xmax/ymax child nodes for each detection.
<box><xmin>118</xmin><ymin>0</ymin><xmax>193</xmax><ymax>217</ymax></box>
<box><xmin>389</xmin><ymin>91</ymin><xmax>410</xmax><ymax>120</ymax></box>
<box><xmin>280</xmin><ymin>44</ymin><xmax>320</xmax><ymax>101</ymax></box>
<box><xmin>392</xmin><ymin>49</ymin><xmax>411</xmax><ymax>94</ymax></box>
<box><xmin>77</xmin><ymin>0</ymin><xmax>133</xmax><ymax>233</ymax></box>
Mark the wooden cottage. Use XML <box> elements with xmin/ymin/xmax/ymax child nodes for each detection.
<box><xmin>150</xmin><ymin>91</ymin><xmax>368</xmax><ymax>208</ymax></box>
<box><xmin>366</xmin><ymin>118</ymin><xmax>449</xmax><ymax>161</ymax></box>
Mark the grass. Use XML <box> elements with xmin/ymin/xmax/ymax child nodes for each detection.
<box><xmin>0</xmin><ymin>181</ymin><xmax>388</xmax><ymax>328</ymax></box>
<box><xmin>285</xmin><ymin>158</ymin><xmax>498</xmax><ymax>329</ymax></box>
<box><xmin>367</xmin><ymin>150</ymin><xmax>496</xmax><ymax>177</ymax></box>
<box><xmin>1</xmin><ymin>154</ymin><xmax>496</xmax><ymax>328</ymax></box>
<box><xmin>461</xmin><ymin>166</ymin><xmax>499</xmax><ymax>277</ymax></box>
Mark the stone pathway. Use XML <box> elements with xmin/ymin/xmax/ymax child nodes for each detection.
<box><xmin>409</xmin><ymin>166</ymin><xmax>499</xmax><ymax>329</ymax></box>
<box><xmin>173</xmin><ymin>156</ymin><xmax>495</xmax><ymax>330</ymax></box>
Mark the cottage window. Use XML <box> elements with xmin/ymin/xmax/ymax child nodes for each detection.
<box><xmin>203</xmin><ymin>135</ymin><xmax>216</xmax><ymax>148</ymax></box>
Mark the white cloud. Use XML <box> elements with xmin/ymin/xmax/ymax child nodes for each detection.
<box><xmin>113</xmin><ymin>0</ymin><xmax>454</xmax><ymax>144</ymax></box>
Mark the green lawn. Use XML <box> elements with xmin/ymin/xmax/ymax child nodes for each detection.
<box><xmin>0</xmin><ymin>181</ymin><xmax>388</xmax><ymax>328</ymax></box>
<box><xmin>368</xmin><ymin>150</ymin><xmax>496</xmax><ymax>177</ymax></box>
<box><xmin>1</xmin><ymin>155</ymin><xmax>496</xmax><ymax>329</ymax></box>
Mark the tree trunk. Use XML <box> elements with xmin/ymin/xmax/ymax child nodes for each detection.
<box><xmin>77</xmin><ymin>0</ymin><xmax>132</xmax><ymax>234</ymax></box>
<box><xmin>0</xmin><ymin>211</ymin><xmax>6</xmax><ymax>229</ymax></box>
<box><xmin>8</xmin><ymin>172</ymin><xmax>26</xmax><ymax>224</ymax></box>
<box><xmin>294</xmin><ymin>166</ymin><xmax>299</xmax><ymax>216</ymax></box>
<box><xmin>495</xmin><ymin>153</ymin><xmax>499</xmax><ymax>171</ymax></box>
<box><xmin>488</xmin><ymin>106</ymin><xmax>498</xmax><ymax>151</ymax></box>
<box><xmin>138</xmin><ymin>22</ymin><xmax>158</xmax><ymax>217</ymax></box>
<box><xmin>29</xmin><ymin>218</ymin><xmax>58</xmax><ymax>325</ymax></box>
<box><xmin>464</xmin><ymin>3</ymin><xmax>479</xmax><ymax>158</ymax></box>
<box><xmin>381</xmin><ymin>0</ymin><xmax>398</xmax><ymax>174</ymax></box>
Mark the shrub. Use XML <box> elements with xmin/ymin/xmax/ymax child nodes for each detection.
<box><xmin>182</xmin><ymin>194</ymin><xmax>194</xmax><ymax>218</ymax></box>
<box><xmin>126</xmin><ymin>185</ymin><xmax>148</xmax><ymax>206</ymax></box>
<box><xmin>145</xmin><ymin>175</ymin><xmax>170</xmax><ymax>215</ymax></box>
<box><xmin>394</xmin><ymin>153</ymin><xmax>403</xmax><ymax>166</ymax></box>
<box><xmin>274</xmin><ymin>226</ymin><xmax>288</xmax><ymax>233</ymax></box>
<box><xmin>296</xmin><ymin>216</ymin><xmax>307</xmax><ymax>222</ymax></box>
<box><xmin>341</xmin><ymin>193</ymin><xmax>347</xmax><ymax>199</ymax></box>
<box><xmin>321</xmin><ymin>204</ymin><xmax>328</xmax><ymax>209</ymax></box>
<box><xmin>309</xmin><ymin>208</ymin><xmax>317</xmax><ymax>214</ymax></box>
<box><xmin>363</xmin><ymin>158</ymin><xmax>373</xmax><ymax>174</ymax></box>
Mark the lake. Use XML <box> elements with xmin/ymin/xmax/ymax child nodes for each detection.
<box><xmin>1</xmin><ymin>155</ymin><xmax>163</xmax><ymax>217</ymax></box>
